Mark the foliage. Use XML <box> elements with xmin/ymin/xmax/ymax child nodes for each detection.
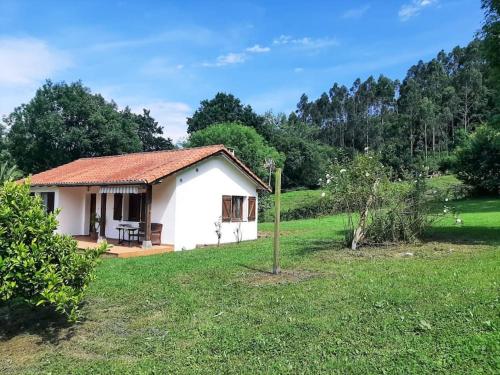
<box><xmin>187</xmin><ymin>92</ymin><xmax>264</xmax><ymax>134</ymax></box>
<box><xmin>2</xmin><ymin>197</ymin><xmax>499</xmax><ymax>373</ymax></box>
<box><xmin>186</xmin><ymin>123</ymin><xmax>284</xmax><ymax>180</ymax></box>
<box><xmin>294</xmin><ymin>40</ymin><xmax>491</xmax><ymax>173</ymax></box>
<box><xmin>5</xmin><ymin>81</ymin><xmax>171</xmax><ymax>174</ymax></box>
<box><xmin>126</xmin><ymin>108</ymin><xmax>174</xmax><ymax>151</ymax></box>
<box><xmin>453</xmin><ymin>123</ymin><xmax>500</xmax><ymax>193</ymax></box>
<box><xmin>0</xmin><ymin>181</ymin><xmax>106</xmax><ymax>321</ymax></box>
<box><xmin>0</xmin><ymin>161</ymin><xmax>22</xmax><ymax>183</ymax></box>
<box><xmin>263</xmin><ymin>113</ymin><xmax>338</xmax><ymax>188</ymax></box>
<box><xmin>481</xmin><ymin>0</ymin><xmax>500</xmax><ymax>117</ymax></box>
<box><xmin>322</xmin><ymin>153</ymin><xmax>436</xmax><ymax>248</ymax></box>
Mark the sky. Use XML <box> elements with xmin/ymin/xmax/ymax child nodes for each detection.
<box><xmin>0</xmin><ymin>0</ymin><xmax>484</xmax><ymax>142</ymax></box>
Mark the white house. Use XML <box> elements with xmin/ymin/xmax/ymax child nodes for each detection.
<box><xmin>27</xmin><ymin>145</ymin><xmax>270</xmax><ymax>251</ymax></box>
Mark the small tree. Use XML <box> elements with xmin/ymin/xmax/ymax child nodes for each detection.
<box><xmin>322</xmin><ymin>153</ymin><xmax>433</xmax><ymax>249</ymax></box>
<box><xmin>0</xmin><ymin>181</ymin><xmax>106</xmax><ymax>321</ymax></box>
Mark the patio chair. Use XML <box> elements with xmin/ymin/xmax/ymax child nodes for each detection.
<box><xmin>130</xmin><ymin>222</ymin><xmax>162</xmax><ymax>245</ymax></box>
<box><xmin>151</xmin><ymin>223</ymin><xmax>163</xmax><ymax>245</ymax></box>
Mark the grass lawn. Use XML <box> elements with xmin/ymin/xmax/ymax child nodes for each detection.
<box><xmin>263</xmin><ymin>174</ymin><xmax>463</xmax><ymax>221</ymax></box>
<box><xmin>1</xmin><ymin>197</ymin><xmax>499</xmax><ymax>374</ymax></box>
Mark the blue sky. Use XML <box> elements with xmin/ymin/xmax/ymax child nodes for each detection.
<box><xmin>0</xmin><ymin>0</ymin><xmax>483</xmax><ymax>141</ymax></box>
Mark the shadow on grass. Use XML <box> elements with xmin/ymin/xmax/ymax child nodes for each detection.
<box><xmin>237</xmin><ymin>263</ymin><xmax>274</xmax><ymax>275</ymax></box>
<box><xmin>0</xmin><ymin>299</ymin><xmax>80</xmax><ymax>344</ymax></box>
<box><xmin>297</xmin><ymin>238</ymin><xmax>346</xmax><ymax>255</ymax></box>
<box><xmin>425</xmin><ymin>226</ymin><xmax>500</xmax><ymax>246</ymax></box>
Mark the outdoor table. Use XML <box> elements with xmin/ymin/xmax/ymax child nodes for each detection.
<box><xmin>116</xmin><ymin>225</ymin><xmax>139</xmax><ymax>246</ymax></box>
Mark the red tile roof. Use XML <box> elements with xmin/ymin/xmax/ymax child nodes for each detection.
<box><xmin>27</xmin><ymin>145</ymin><xmax>270</xmax><ymax>190</ymax></box>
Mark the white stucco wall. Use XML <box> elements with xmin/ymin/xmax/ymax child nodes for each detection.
<box><xmin>30</xmin><ymin>186</ymin><xmax>87</xmax><ymax>235</ymax></box>
<box><xmin>173</xmin><ymin>155</ymin><xmax>259</xmax><ymax>251</ymax></box>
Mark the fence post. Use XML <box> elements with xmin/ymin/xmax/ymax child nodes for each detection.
<box><xmin>273</xmin><ymin>168</ymin><xmax>282</xmax><ymax>275</ymax></box>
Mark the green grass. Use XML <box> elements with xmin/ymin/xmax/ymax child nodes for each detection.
<box><xmin>1</xmin><ymin>197</ymin><xmax>499</xmax><ymax>374</ymax></box>
<box><xmin>264</xmin><ymin>175</ymin><xmax>463</xmax><ymax>221</ymax></box>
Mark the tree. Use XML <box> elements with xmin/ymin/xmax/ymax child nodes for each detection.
<box><xmin>126</xmin><ymin>109</ymin><xmax>174</xmax><ymax>151</ymax></box>
<box><xmin>5</xmin><ymin>81</ymin><xmax>145</xmax><ymax>174</ymax></box>
<box><xmin>0</xmin><ymin>180</ymin><xmax>106</xmax><ymax>321</ymax></box>
<box><xmin>481</xmin><ymin>0</ymin><xmax>500</xmax><ymax>119</ymax></box>
<box><xmin>187</xmin><ymin>93</ymin><xmax>264</xmax><ymax>134</ymax></box>
<box><xmin>454</xmin><ymin>124</ymin><xmax>500</xmax><ymax>193</ymax></box>
<box><xmin>186</xmin><ymin>123</ymin><xmax>284</xmax><ymax>180</ymax></box>
<box><xmin>263</xmin><ymin>113</ymin><xmax>336</xmax><ymax>188</ymax></box>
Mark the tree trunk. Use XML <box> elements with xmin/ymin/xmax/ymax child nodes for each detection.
<box><xmin>351</xmin><ymin>180</ymin><xmax>379</xmax><ymax>250</ymax></box>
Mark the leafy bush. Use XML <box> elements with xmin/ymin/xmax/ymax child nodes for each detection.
<box><xmin>0</xmin><ymin>181</ymin><xmax>106</xmax><ymax>321</ymax></box>
<box><xmin>453</xmin><ymin>124</ymin><xmax>500</xmax><ymax>194</ymax></box>
<box><xmin>0</xmin><ymin>161</ymin><xmax>22</xmax><ymax>183</ymax></box>
<box><xmin>322</xmin><ymin>153</ymin><xmax>436</xmax><ymax>249</ymax></box>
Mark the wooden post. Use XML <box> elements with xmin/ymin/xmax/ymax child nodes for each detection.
<box><xmin>142</xmin><ymin>184</ymin><xmax>153</xmax><ymax>248</ymax></box>
<box><xmin>99</xmin><ymin>193</ymin><xmax>107</xmax><ymax>240</ymax></box>
<box><xmin>273</xmin><ymin>168</ymin><xmax>282</xmax><ymax>275</ymax></box>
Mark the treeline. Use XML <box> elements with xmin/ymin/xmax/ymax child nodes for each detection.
<box><xmin>292</xmin><ymin>40</ymin><xmax>491</xmax><ymax>173</ymax></box>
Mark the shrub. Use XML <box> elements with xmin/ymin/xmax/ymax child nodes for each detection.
<box><xmin>322</xmin><ymin>153</ymin><xmax>436</xmax><ymax>249</ymax></box>
<box><xmin>0</xmin><ymin>180</ymin><xmax>106</xmax><ymax>321</ymax></box>
<box><xmin>453</xmin><ymin>124</ymin><xmax>500</xmax><ymax>194</ymax></box>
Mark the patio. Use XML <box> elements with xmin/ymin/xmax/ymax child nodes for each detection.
<box><xmin>75</xmin><ymin>236</ymin><xmax>174</xmax><ymax>258</ymax></box>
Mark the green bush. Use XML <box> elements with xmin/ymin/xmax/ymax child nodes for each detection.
<box><xmin>322</xmin><ymin>153</ymin><xmax>436</xmax><ymax>249</ymax></box>
<box><xmin>454</xmin><ymin>124</ymin><xmax>500</xmax><ymax>194</ymax></box>
<box><xmin>0</xmin><ymin>181</ymin><xmax>106</xmax><ymax>321</ymax></box>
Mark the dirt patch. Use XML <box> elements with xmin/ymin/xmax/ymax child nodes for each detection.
<box><xmin>0</xmin><ymin>334</ymin><xmax>48</xmax><ymax>373</ymax></box>
<box><xmin>243</xmin><ymin>269</ymin><xmax>326</xmax><ymax>286</ymax></box>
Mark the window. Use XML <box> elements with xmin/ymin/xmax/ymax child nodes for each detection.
<box><xmin>113</xmin><ymin>194</ymin><xmax>123</xmax><ymax>220</ymax></box>
<box><xmin>222</xmin><ymin>195</ymin><xmax>256</xmax><ymax>222</ymax></box>
<box><xmin>40</xmin><ymin>192</ymin><xmax>55</xmax><ymax>214</ymax></box>
<box><xmin>232</xmin><ymin>196</ymin><xmax>244</xmax><ymax>221</ymax></box>
<box><xmin>127</xmin><ymin>193</ymin><xmax>146</xmax><ymax>222</ymax></box>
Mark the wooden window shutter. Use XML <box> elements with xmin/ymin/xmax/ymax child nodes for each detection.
<box><xmin>113</xmin><ymin>193</ymin><xmax>123</xmax><ymax>221</ymax></box>
<box><xmin>222</xmin><ymin>195</ymin><xmax>232</xmax><ymax>222</ymax></box>
<box><xmin>248</xmin><ymin>196</ymin><xmax>256</xmax><ymax>221</ymax></box>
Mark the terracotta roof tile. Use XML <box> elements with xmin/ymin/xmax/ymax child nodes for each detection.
<box><xmin>27</xmin><ymin>145</ymin><xmax>270</xmax><ymax>190</ymax></box>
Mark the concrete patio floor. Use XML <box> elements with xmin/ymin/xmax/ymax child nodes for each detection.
<box><xmin>75</xmin><ymin>236</ymin><xmax>174</xmax><ymax>258</ymax></box>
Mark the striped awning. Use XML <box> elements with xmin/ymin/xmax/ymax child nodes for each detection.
<box><xmin>99</xmin><ymin>186</ymin><xmax>142</xmax><ymax>194</ymax></box>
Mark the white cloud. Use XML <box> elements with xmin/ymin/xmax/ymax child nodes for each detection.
<box><xmin>399</xmin><ymin>0</ymin><xmax>437</xmax><ymax>21</ymax></box>
<box><xmin>294</xmin><ymin>67</ymin><xmax>304</xmax><ymax>73</ymax></box>
<box><xmin>342</xmin><ymin>4</ymin><xmax>371</xmax><ymax>19</ymax></box>
<box><xmin>202</xmin><ymin>52</ymin><xmax>247</xmax><ymax>67</ymax></box>
<box><xmin>0</xmin><ymin>37</ymin><xmax>70</xmax><ymax>85</ymax></box>
<box><xmin>272</xmin><ymin>35</ymin><xmax>338</xmax><ymax>50</ymax></box>
<box><xmin>0</xmin><ymin>37</ymin><xmax>71</xmax><ymax>121</ymax></box>
<box><xmin>131</xmin><ymin>101</ymin><xmax>191</xmax><ymax>143</ymax></box>
<box><xmin>246</xmin><ymin>44</ymin><xmax>271</xmax><ymax>53</ymax></box>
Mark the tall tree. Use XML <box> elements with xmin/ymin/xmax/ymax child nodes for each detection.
<box><xmin>481</xmin><ymin>0</ymin><xmax>500</xmax><ymax>120</ymax></box>
<box><xmin>126</xmin><ymin>108</ymin><xmax>174</xmax><ymax>151</ymax></box>
<box><xmin>187</xmin><ymin>93</ymin><xmax>264</xmax><ymax>134</ymax></box>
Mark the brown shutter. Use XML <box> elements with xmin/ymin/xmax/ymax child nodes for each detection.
<box><xmin>248</xmin><ymin>196</ymin><xmax>256</xmax><ymax>221</ymax></box>
<box><xmin>113</xmin><ymin>193</ymin><xmax>123</xmax><ymax>220</ymax></box>
<box><xmin>222</xmin><ymin>195</ymin><xmax>232</xmax><ymax>222</ymax></box>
